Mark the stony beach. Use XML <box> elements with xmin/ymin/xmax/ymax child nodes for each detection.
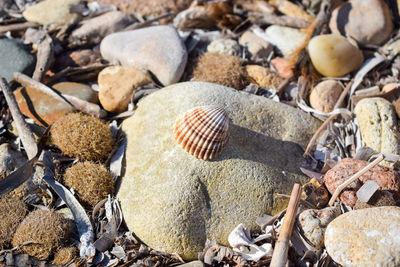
<box><xmin>0</xmin><ymin>0</ymin><xmax>400</xmax><ymax>266</ymax></box>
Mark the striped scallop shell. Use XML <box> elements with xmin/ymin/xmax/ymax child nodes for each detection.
<box><xmin>174</xmin><ymin>105</ymin><xmax>229</xmax><ymax>160</ymax></box>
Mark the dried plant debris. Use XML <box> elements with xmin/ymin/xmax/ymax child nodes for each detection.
<box><xmin>53</xmin><ymin>246</ymin><xmax>78</xmax><ymax>265</ymax></box>
<box><xmin>63</xmin><ymin>161</ymin><xmax>114</xmax><ymax>207</ymax></box>
<box><xmin>193</xmin><ymin>52</ymin><xmax>247</xmax><ymax>90</ymax></box>
<box><xmin>12</xmin><ymin>209</ymin><xmax>71</xmax><ymax>260</ymax></box>
<box><xmin>0</xmin><ymin>197</ymin><xmax>28</xmax><ymax>249</ymax></box>
<box><xmin>49</xmin><ymin>112</ymin><xmax>114</xmax><ymax>161</ymax></box>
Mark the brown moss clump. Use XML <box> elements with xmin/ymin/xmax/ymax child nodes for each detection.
<box><xmin>63</xmin><ymin>161</ymin><xmax>114</xmax><ymax>207</ymax></box>
<box><xmin>0</xmin><ymin>197</ymin><xmax>28</xmax><ymax>248</ymax></box>
<box><xmin>12</xmin><ymin>209</ymin><xmax>71</xmax><ymax>260</ymax></box>
<box><xmin>53</xmin><ymin>246</ymin><xmax>78</xmax><ymax>265</ymax></box>
<box><xmin>192</xmin><ymin>52</ymin><xmax>247</xmax><ymax>90</ymax></box>
<box><xmin>49</xmin><ymin>112</ymin><xmax>114</xmax><ymax>161</ymax></box>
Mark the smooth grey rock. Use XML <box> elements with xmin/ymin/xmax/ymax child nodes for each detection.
<box><xmin>100</xmin><ymin>25</ymin><xmax>187</xmax><ymax>86</ymax></box>
<box><xmin>239</xmin><ymin>30</ymin><xmax>273</xmax><ymax>59</ymax></box>
<box><xmin>265</xmin><ymin>25</ymin><xmax>307</xmax><ymax>57</ymax></box>
<box><xmin>0</xmin><ymin>39</ymin><xmax>36</xmax><ymax>81</ymax></box>
<box><xmin>325</xmin><ymin>206</ymin><xmax>400</xmax><ymax>267</ymax></box>
<box><xmin>118</xmin><ymin>82</ymin><xmax>321</xmax><ymax>259</ymax></box>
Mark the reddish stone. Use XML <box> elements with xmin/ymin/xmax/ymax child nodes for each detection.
<box><xmin>323</xmin><ymin>158</ymin><xmax>400</xmax><ymax>207</ymax></box>
<box><xmin>270</xmin><ymin>57</ymin><xmax>294</xmax><ymax>79</ymax></box>
<box><xmin>14</xmin><ymin>82</ymin><xmax>98</xmax><ymax>126</ymax></box>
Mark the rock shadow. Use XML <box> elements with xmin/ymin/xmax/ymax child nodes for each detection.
<box><xmin>214</xmin><ymin>123</ymin><xmax>306</xmax><ymax>175</ymax></box>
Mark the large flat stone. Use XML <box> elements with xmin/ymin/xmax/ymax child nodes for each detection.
<box><xmin>118</xmin><ymin>82</ymin><xmax>321</xmax><ymax>259</ymax></box>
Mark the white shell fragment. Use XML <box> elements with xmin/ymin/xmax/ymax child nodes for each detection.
<box><xmin>174</xmin><ymin>105</ymin><xmax>229</xmax><ymax>160</ymax></box>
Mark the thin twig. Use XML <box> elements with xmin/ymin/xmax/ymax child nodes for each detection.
<box><xmin>0</xmin><ymin>22</ymin><xmax>38</xmax><ymax>33</ymax></box>
<box><xmin>0</xmin><ymin>241</ymin><xmax>34</xmax><ymax>255</ymax></box>
<box><xmin>0</xmin><ymin>78</ymin><xmax>37</xmax><ymax>159</ymax></box>
<box><xmin>328</xmin><ymin>154</ymin><xmax>385</xmax><ymax>206</ymax></box>
<box><xmin>32</xmin><ymin>34</ymin><xmax>53</xmax><ymax>82</ymax></box>
<box><xmin>250</xmin><ymin>12</ymin><xmax>311</xmax><ymax>28</ymax></box>
<box><xmin>270</xmin><ymin>184</ymin><xmax>302</xmax><ymax>267</ymax></box>
<box><xmin>276</xmin><ymin>77</ymin><xmax>291</xmax><ymax>97</ymax></box>
<box><xmin>123</xmin><ymin>13</ymin><xmax>175</xmax><ymax>31</ymax></box>
<box><xmin>13</xmin><ymin>72</ymin><xmax>106</xmax><ymax>118</ymax></box>
<box><xmin>304</xmin><ymin>114</ymin><xmax>339</xmax><ymax>157</ymax></box>
<box><xmin>333</xmin><ymin>79</ymin><xmax>353</xmax><ymax>110</ymax></box>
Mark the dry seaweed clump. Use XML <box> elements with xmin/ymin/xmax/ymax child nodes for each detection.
<box><xmin>12</xmin><ymin>209</ymin><xmax>71</xmax><ymax>260</ymax></box>
<box><xmin>53</xmin><ymin>246</ymin><xmax>78</xmax><ymax>265</ymax></box>
<box><xmin>0</xmin><ymin>197</ymin><xmax>28</xmax><ymax>248</ymax></box>
<box><xmin>63</xmin><ymin>161</ymin><xmax>114</xmax><ymax>207</ymax></box>
<box><xmin>49</xmin><ymin>112</ymin><xmax>114</xmax><ymax>161</ymax></box>
<box><xmin>193</xmin><ymin>52</ymin><xmax>247</xmax><ymax>90</ymax></box>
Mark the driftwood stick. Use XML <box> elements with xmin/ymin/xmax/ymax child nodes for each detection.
<box><xmin>123</xmin><ymin>13</ymin><xmax>175</xmax><ymax>31</ymax></box>
<box><xmin>328</xmin><ymin>154</ymin><xmax>385</xmax><ymax>206</ymax></box>
<box><xmin>13</xmin><ymin>72</ymin><xmax>106</xmax><ymax>118</ymax></box>
<box><xmin>250</xmin><ymin>12</ymin><xmax>311</xmax><ymax>28</ymax></box>
<box><xmin>32</xmin><ymin>34</ymin><xmax>53</xmax><ymax>82</ymax></box>
<box><xmin>333</xmin><ymin>79</ymin><xmax>353</xmax><ymax>110</ymax></box>
<box><xmin>312</xmin><ymin>0</ymin><xmax>334</xmax><ymax>36</ymax></box>
<box><xmin>270</xmin><ymin>183</ymin><xmax>302</xmax><ymax>267</ymax></box>
<box><xmin>0</xmin><ymin>78</ymin><xmax>37</xmax><ymax>159</ymax></box>
<box><xmin>0</xmin><ymin>22</ymin><xmax>38</xmax><ymax>33</ymax></box>
<box><xmin>304</xmin><ymin>114</ymin><xmax>339</xmax><ymax>157</ymax></box>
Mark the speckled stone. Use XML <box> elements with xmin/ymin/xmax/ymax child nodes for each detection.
<box><xmin>354</xmin><ymin>97</ymin><xmax>398</xmax><ymax>155</ymax></box>
<box><xmin>323</xmin><ymin>158</ymin><xmax>400</xmax><ymax>207</ymax></box>
<box><xmin>298</xmin><ymin>206</ymin><xmax>340</xmax><ymax>249</ymax></box>
<box><xmin>325</xmin><ymin>206</ymin><xmax>400</xmax><ymax>267</ymax></box>
<box><xmin>207</xmin><ymin>39</ymin><xmax>241</xmax><ymax>56</ymax></box>
<box><xmin>22</xmin><ymin>0</ymin><xmax>80</xmax><ymax>26</ymax></box>
<box><xmin>309</xmin><ymin>80</ymin><xmax>343</xmax><ymax>113</ymax></box>
<box><xmin>118</xmin><ymin>81</ymin><xmax>321</xmax><ymax>259</ymax></box>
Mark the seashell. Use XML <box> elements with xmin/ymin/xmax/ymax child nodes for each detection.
<box><xmin>174</xmin><ymin>105</ymin><xmax>229</xmax><ymax>160</ymax></box>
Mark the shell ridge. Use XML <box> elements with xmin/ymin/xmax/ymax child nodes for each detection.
<box><xmin>173</xmin><ymin>105</ymin><xmax>229</xmax><ymax>160</ymax></box>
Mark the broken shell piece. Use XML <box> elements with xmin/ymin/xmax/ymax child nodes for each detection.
<box><xmin>174</xmin><ymin>105</ymin><xmax>229</xmax><ymax>160</ymax></box>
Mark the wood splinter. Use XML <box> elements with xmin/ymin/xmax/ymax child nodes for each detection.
<box><xmin>270</xmin><ymin>183</ymin><xmax>302</xmax><ymax>267</ymax></box>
